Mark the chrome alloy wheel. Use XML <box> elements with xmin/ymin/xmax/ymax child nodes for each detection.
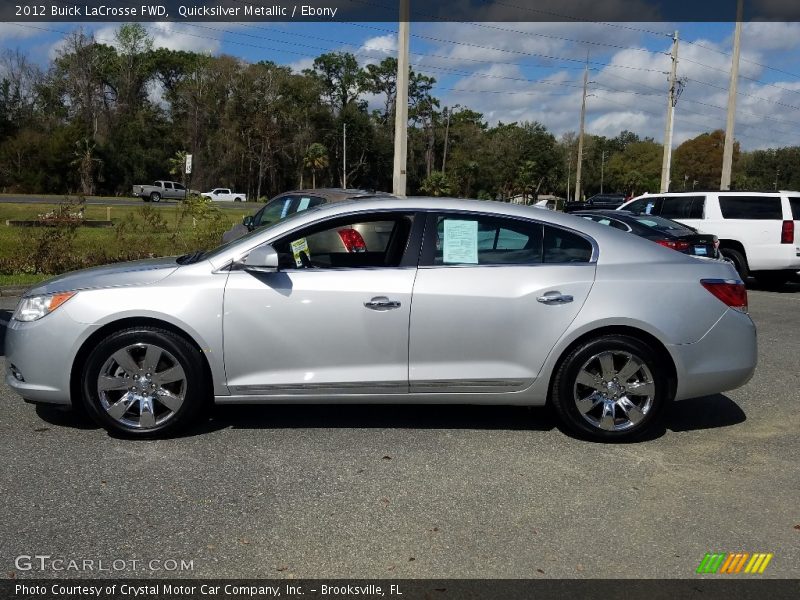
<box><xmin>573</xmin><ymin>350</ymin><xmax>655</xmax><ymax>432</ymax></box>
<box><xmin>97</xmin><ymin>343</ymin><xmax>187</xmax><ymax>429</ymax></box>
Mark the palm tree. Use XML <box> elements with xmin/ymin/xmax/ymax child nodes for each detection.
<box><xmin>303</xmin><ymin>143</ymin><xmax>329</xmax><ymax>189</ymax></box>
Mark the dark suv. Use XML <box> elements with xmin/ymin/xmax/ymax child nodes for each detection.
<box><xmin>221</xmin><ymin>188</ymin><xmax>394</xmax><ymax>243</ymax></box>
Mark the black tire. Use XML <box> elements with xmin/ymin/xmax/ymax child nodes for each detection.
<box><xmin>550</xmin><ymin>335</ymin><xmax>669</xmax><ymax>441</ymax></box>
<box><xmin>719</xmin><ymin>247</ymin><xmax>748</xmax><ymax>280</ymax></box>
<box><xmin>81</xmin><ymin>327</ymin><xmax>208</xmax><ymax>438</ymax></box>
<box><xmin>150</xmin><ymin>192</ymin><xmax>161</xmax><ymax>203</ymax></box>
<box><xmin>234</xmin><ymin>197</ymin><xmax>243</xmax><ymax>202</ymax></box>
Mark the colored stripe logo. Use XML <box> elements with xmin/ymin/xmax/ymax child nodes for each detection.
<box><xmin>697</xmin><ymin>552</ymin><xmax>773</xmax><ymax>574</ymax></box>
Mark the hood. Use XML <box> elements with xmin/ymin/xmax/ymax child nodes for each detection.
<box><xmin>26</xmin><ymin>256</ymin><xmax>180</xmax><ymax>296</ymax></box>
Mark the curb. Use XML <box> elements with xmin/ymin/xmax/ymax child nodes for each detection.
<box><xmin>0</xmin><ymin>286</ymin><xmax>28</xmax><ymax>297</ymax></box>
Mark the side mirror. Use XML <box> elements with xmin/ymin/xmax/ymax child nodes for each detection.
<box><xmin>242</xmin><ymin>215</ymin><xmax>254</xmax><ymax>229</ymax></box>
<box><xmin>243</xmin><ymin>244</ymin><xmax>279</xmax><ymax>273</ymax></box>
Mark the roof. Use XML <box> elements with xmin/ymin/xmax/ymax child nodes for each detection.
<box><xmin>275</xmin><ymin>188</ymin><xmax>395</xmax><ymax>202</ymax></box>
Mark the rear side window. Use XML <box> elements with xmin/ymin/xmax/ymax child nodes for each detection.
<box><xmin>543</xmin><ymin>225</ymin><xmax>593</xmax><ymax>263</ymax></box>
<box><xmin>789</xmin><ymin>197</ymin><xmax>800</xmax><ymax>219</ymax></box>
<box><xmin>632</xmin><ymin>215</ymin><xmax>695</xmax><ymax>235</ymax></box>
<box><xmin>660</xmin><ymin>196</ymin><xmax>704</xmax><ymax>219</ymax></box>
<box><xmin>433</xmin><ymin>215</ymin><xmax>543</xmax><ymax>266</ymax></box>
<box><xmin>719</xmin><ymin>196</ymin><xmax>782</xmax><ymax>220</ymax></box>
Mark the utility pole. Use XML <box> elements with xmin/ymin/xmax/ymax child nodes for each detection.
<box><xmin>392</xmin><ymin>0</ymin><xmax>410</xmax><ymax>197</ymax></box>
<box><xmin>441</xmin><ymin>106</ymin><xmax>451</xmax><ymax>174</ymax></box>
<box><xmin>575</xmin><ymin>55</ymin><xmax>588</xmax><ymax>202</ymax></box>
<box><xmin>566</xmin><ymin>154</ymin><xmax>572</xmax><ymax>203</ymax></box>
<box><xmin>600</xmin><ymin>149</ymin><xmax>606</xmax><ymax>194</ymax></box>
<box><xmin>660</xmin><ymin>30</ymin><xmax>680</xmax><ymax>193</ymax></box>
<box><xmin>342</xmin><ymin>122</ymin><xmax>347</xmax><ymax>188</ymax></box>
<box><xmin>720</xmin><ymin>0</ymin><xmax>744</xmax><ymax>191</ymax></box>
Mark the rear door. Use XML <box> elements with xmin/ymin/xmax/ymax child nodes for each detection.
<box><xmin>408</xmin><ymin>212</ymin><xmax>596</xmax><ymax>394</ymax></box>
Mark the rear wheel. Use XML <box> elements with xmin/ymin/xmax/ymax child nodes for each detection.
<box><xmin>719</xmin><ymin>247</ymin><xmax>748</xmax><ymax>280</ymax></box>
<box><xmin>149</xmin><ymin>192</ymin><xmax>161</xmax><ymax>203</ymax></box>
<box><xmin>234</xmin><ymin>197</ymin><xmax>243</xmax><ymax>202</ymax></box>
<box><xmin>81</xmin><ymin>327</ymin><xmax>207</xmax><ymax>437</ymax></box>
<box><xmin>550</xmin><ymin>335</ymin><xmax>668</xmax><ymax>441</ymax></box>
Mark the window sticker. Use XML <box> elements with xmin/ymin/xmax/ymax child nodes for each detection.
<box><xmin>290</xmin><ymin>238</ymin><xmax>311</xmax><ymax>267</ymax></box>
<box><xmin>280</xmin><ymin>201</ymin><xmax>292</xmax><ymax>218</ymax></box>
<box><xmin>443</xmin><ymin>219</ymin><xmax>479</xmax><ymax>264</ymax></box>
<box><xmin>298</xmin><ymin>197</ymin><xmax>312</xmax><ymax>211</ymax></box>
<box><xmin>645</xmin><ymin>202</ymin><xmax>655</xmax><ymax>215</ymax></box>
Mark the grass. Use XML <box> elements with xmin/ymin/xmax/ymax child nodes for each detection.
<box><xmin>0</xmin><ymin>201</ymin><xmax>254</xmax><ymax>280</ymax></box>
<box><xmin>0</xmin><ymin>273</ymin><xmax>49</xmax><ymax>287</ymax></box>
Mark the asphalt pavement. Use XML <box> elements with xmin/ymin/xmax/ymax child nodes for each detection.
<box><xmin>0</xmin><ymin>287</ymin><xmax>798</xmax><ymax>579</ymax></box>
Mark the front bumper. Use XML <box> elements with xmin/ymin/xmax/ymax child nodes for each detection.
<box><xmin>670</xmin><ymin>308</ymin><xmax>757</xmax><ymax>401</ymax></box>
<box><xmin>5</xmin><ymin>309</ymin><xmax>98</xmax><ymax>406</ymax></box>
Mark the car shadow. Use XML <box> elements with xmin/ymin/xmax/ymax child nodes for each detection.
<box><xmin>29</xmin><ymin>394</ymin><xmax>746</xmax><ymax>442</ymax></box>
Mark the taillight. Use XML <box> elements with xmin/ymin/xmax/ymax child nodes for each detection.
<box><xmin>781</xmin><ymin>220</ymin><xmax>794</xmax><ymax>244</ymax></box>
<box><xmin>655</xmin><ymin>239</ymin><xmax>690</xmax><ymax>251</ymax></box>
<box><xmin>701</xmin><ymin>279</ymin><xmax>748</xmax><ymax>312</ymax></box>
<box><xmin>338</xmin><ymin>228</ymin><xmax>367</xmax><ymax>252</ymax></box>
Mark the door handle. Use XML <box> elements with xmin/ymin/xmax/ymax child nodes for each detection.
<box><xmin>537</xmin><ymin>292</ymin><xmax>574</xmax><ymax>304</ymax></box>
<box><xmin>364</xmin><ymin>296</ymin><xmax>402</xmax><ymax>311</ymax></box>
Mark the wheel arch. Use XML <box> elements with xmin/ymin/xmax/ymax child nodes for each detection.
<box><xmin>69</xmin><ymin>317</ymin><xmax>214</xmax><ymax>408</ymax></box>
<box><xmin>545</xmin><ymin>325</ymin><xmax>677</xmax><ymax>405</ymax></box>
<box><xmin>718</xmin><ymin>238</ymin><xmax>747</xmax><ymax>258</ymax></box>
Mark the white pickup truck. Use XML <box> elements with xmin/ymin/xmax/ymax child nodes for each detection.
<box><xmin>201</xmin><ymin>188</ymin><xmax>247</xmax><ymax>202</ymax></box>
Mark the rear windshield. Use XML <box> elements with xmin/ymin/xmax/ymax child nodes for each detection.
<box><xmin>632</xmin><ymin>215</ymin><xmax>695</xmax><ymax>235</ymax></box>
<box><xmin>719</xmin><ymin>196</ymin><xmax>782</xmax><ymax>220</ymax></box>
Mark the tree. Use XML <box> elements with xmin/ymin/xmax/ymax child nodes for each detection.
<box><xmin>303</xmin><ymin>143</ymin><xmax>329</xmax><ymax>189</ymax></box>
<box><xmin>420</xmin><ymin>171</ymin><xmax>453</xmax><ymax>196</ymax></box>
<box><xmin>673</xmin><ymin>130</ymin><xmax>739</xmax><ymax>190</ymax></box>
<box><xmin>71</xmin><ymin>138</ymin><xmax>102</xmax><ymax>195</ymax></box>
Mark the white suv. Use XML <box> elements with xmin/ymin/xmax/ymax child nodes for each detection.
<box><xmin>619</xmin><ymin>191</ymin><xmax>800</xmax><ymax>285</ymax></box>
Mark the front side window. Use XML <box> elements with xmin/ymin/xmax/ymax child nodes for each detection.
<box><xmin>719</xmin><ymin>196</ymin><xmax>782</xmax><ymax>220</ymax></box>
<box><xmin>273</xmin><ymin>213</ymin><xmax>415</xmax><ymax>269</ymax></box>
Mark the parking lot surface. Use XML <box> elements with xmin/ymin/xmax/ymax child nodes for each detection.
<box><xmin>1</xmin><ymin>286</ymin><xmax>798</xmax><ymax>579</ymax></box>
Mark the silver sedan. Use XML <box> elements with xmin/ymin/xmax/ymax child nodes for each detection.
<box><xmin>5</xmin><ymin>198</ymin><xmax>757</xmax><ymax>441</ymax></box>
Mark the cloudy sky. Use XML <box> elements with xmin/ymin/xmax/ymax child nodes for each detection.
<box><xmin>3</xmin><ymin>18</ymin><xmax>800</xmax><ymax>150</ymax></box>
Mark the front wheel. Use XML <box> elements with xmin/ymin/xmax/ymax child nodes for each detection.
<box><xmin>550</xmin><ymin>335</ymin><xmax>668</xmax><ymax>441</ymax></box>
<box><xmin>81</xmin><ymin>327</ymin><xmax>207</xmax><ymax>437</ymax></box>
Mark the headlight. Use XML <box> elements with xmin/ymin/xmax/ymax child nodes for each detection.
<box><xmin>12</xmin><ymin>292</ymin><xmax>76</xmax><ymax>322</ymax></box>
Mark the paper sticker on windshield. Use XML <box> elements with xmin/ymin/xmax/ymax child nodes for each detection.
<box><xmin>443</xmin><ymin>219</ymin><xmax>478</xmax><ymax>264</ymax></box>
<box><xmin>280</xmin><ymin>201</ymin><xmax>291</xmax><ymax>218</ymax></box>
<box><xmin>298</xmin><ymin>197</ymin><xmax>311</xmax><ymax>211</ymax></box>
<box><xmin>645</xmin><ymin>202</ymin><xmax>654</xmax><ymax>214</ymax></box>
<box><xmin>290</xmin><ymin>238</ymin><xmax>310</xmax><ymax>267</ymax></box>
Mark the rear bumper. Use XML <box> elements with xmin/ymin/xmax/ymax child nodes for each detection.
<box><xmin>670</xmin><ymin>308</ymin><xmax>757</xmax><ymax>400</ymax></box>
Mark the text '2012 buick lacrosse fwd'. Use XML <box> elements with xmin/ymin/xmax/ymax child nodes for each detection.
<box><xmin>5</xmin><ymin>198</ymin><xmax>756</xmax><ymax>441</ymax></box>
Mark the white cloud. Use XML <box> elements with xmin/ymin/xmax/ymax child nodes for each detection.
<box><xmin>287</xmin><ymin>56</ymin><xmax>315</xmax><ymax>73</ymax></box>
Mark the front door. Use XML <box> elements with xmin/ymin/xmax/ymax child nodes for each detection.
<box><xmin>223</xmin><ymin>211</ymin><xmax>421</xmax><ymax>396</ymax></box>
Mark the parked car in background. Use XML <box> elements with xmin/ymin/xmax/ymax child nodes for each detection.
<box><xmin>221</xmin><ymin>188</ymin><xmax>394</xmax><ymax>243</ymax></box>
<box><xmin>619</xmin><ymin>191</ymin><xmax>800</xmax><ymax>285</ymax></box>
<box><xmin>7</xmin><ymin>198</ymin><xmax>756</xmax><ymax>442</ymax></box>
<box><xmin>132</xmin><ymin>180</ymin><xmax>187</xmax><ymax>202</ymax></box>
<box><xmin>201</xmin><ymin>188</ymin><xmax>247</xmax><ymax>202</ymax></box>
<box><xmin>573</xmin><ymin>210</ymin><xmax>721</xmax><ymax>259</ymax></box>
<box><xmin>563</xmin><ymin>193</ymin><xmax>627</xmax><ymax>213</ymax></box>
